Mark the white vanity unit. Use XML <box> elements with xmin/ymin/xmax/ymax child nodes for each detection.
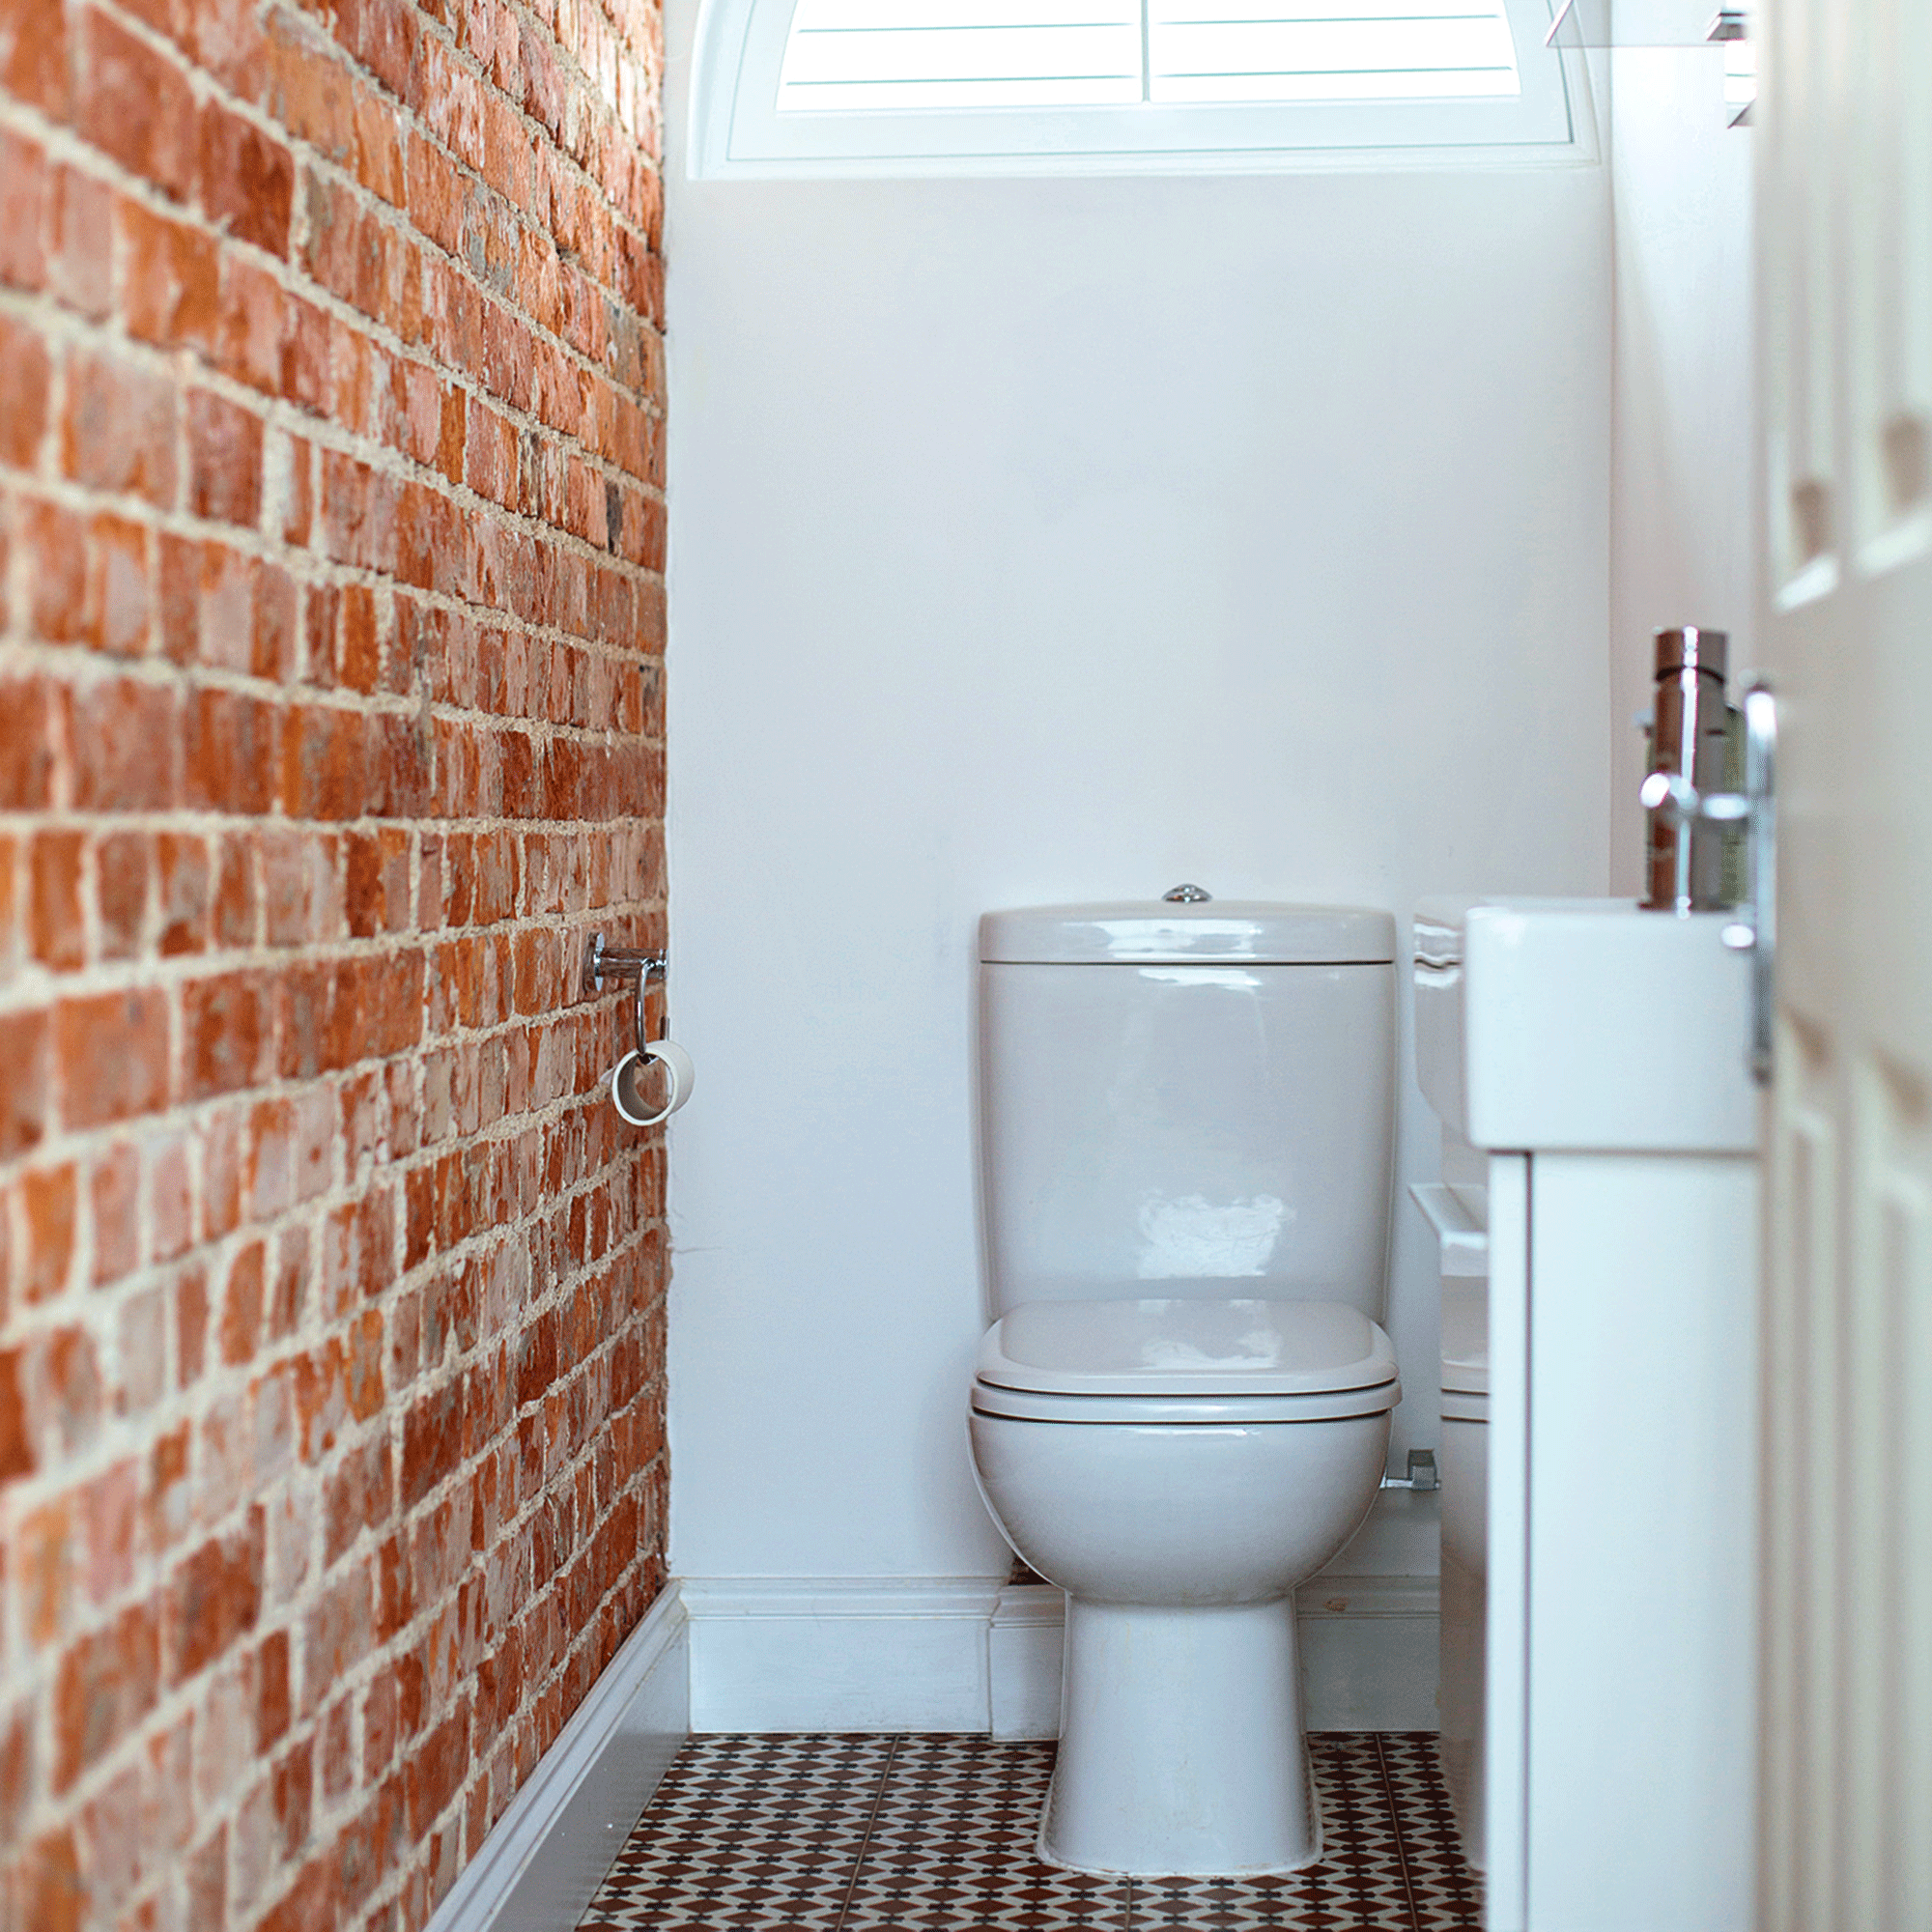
<box><xmin>1413</xmin><ymin>898</ymin><xmax>1759</xmax><ymax>1932</ymax></box>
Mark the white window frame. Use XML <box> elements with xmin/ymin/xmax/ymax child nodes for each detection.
<box><xmin>689</xmin><ymin>0</ymin><xmax>1598</xmax><ymax>179</ymax></box>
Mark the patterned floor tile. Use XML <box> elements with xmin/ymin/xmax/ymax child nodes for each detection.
<box><xmin>576</xmin><ymin>1731</ymin><xmax>1480</xmax><ymax>1932</ymax></box>
<box><xmin>578</xmin><ymin>1734</ymin><xmax>896</xmax><ymax>1929</ymax></box>
<box><xmin>840</xmin><ymin>1735</ymin><xmax>1131</xmax><ymax>1930</ymax></box>
<box><xmin>1132</xmin><ymin>1736</ymin><xmax>1483</xmax><ymax>1930</ymax></box>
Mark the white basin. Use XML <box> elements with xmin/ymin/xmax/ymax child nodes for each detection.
<box><xmin>1413</xmin><ymin>896</ymin><xmax>1757</xmax><ymax>1153</ymax></box>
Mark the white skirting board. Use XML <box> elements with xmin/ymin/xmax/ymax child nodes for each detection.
<box><xmin>681</xmin><ymin>1574</ymin><xmax>1439</xmax><ymax>1737</ymax></box>
<box><xmin>1293</xmin><ymin>1574</ymin><xmax>1443</xmax><ymax>1733</ymax></box>
<box><xmin>684</xmin><ymin>1577</ymin><xmax>1008</xmax><ymax>1732</ymax></box>
<box><xmin>423</xmin><ymin>1585</ymin><xmax>691</xmax><ymax>1932</ymax></box>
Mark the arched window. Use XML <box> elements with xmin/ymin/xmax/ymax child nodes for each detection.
<box><xmin>690</xmin><ymin>0</ymin><xmax>1590</xmax><ymax>177</ymax></box>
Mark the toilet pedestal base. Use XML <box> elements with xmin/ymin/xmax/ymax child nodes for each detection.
<box><xmin>1041</xmin><ymin>1598</ymin><xmax>1317</xmax><ymax>1877</ymax></box>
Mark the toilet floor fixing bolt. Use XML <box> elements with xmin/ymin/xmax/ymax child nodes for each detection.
<box><xmin>1380</xmin><ymin>1449</ymin><xmax>1438</xmax><ymax>1492</ymax></box>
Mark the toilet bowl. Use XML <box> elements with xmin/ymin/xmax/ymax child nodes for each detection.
<box><xmin>967</xmin><ymin>898</ymin><xmax>1402</xmax><ymax>1877</ymax></box>
<box><xmin>970</xmin><ymin>1296</ymin><xmax>1398</xmax><ymax>1873</ymax></box>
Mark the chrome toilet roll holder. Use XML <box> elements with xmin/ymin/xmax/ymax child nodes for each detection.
<box><xmin>582</xmin><ymin>934</ymin><xmax>689</xmax><ymax>1125</ymax></box>
<box><xmin>582</xmin><ymin>932</ymin><xmax>668</xmax><ymax>1055</ymax></box>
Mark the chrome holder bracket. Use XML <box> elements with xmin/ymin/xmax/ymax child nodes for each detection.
<box><xmin>582</xmin><ymin>932</ymin><xmax>668</xmax><ymax>998</ymax></box>
<box><xmin>582</xmin><ymin>933</ymin><xmax>669</xmax><ymax>1058</ymax></box>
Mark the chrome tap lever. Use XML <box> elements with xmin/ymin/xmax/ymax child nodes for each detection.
<box><xmin>1637</xmin><ymin>683</ymin><xmax>1777</xmax><ymax>1085</ymax></box>
<box><xmin>1637</xmin><ymin>769</ymin><xmax>1750</xmax><ymax>824</ymax></box>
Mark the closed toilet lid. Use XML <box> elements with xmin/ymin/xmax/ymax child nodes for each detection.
<box><xmin>978</xmin><ymin>1297</ymin><xmax>1398</xmax><ymax>1399</ymax></box>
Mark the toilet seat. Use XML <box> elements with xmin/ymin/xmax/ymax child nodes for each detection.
<box><xmin>972</xmin><ymin>1378</ymin><xmax>1402</xmax><ymax>1425</ymax></box>
<box><xmin>975</xmin><ymin>1296</ymin><xmax>1400</xmax><ymax>1424</ymax></box>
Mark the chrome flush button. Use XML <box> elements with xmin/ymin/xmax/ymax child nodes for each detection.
<box><xmin>1163</xmin><ymin>884</ymin><xmax>1212</xmax><ymax>903</ymax></box>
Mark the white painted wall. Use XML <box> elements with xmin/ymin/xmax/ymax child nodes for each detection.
<box><xmin>662</xmin><ymin>1</ymin><xmax>1614</xmax><ymax>1584</ymax></box>
<box><xmin>1607</xmin><ymin>47</ymin><xmax>1756</xmax><ymax>895</ymax></box>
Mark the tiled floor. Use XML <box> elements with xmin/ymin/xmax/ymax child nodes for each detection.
<box><xmin>578</xmin><ymin>1731</ymin><xmax>1483</xmax><ymax>1930</ymax></box>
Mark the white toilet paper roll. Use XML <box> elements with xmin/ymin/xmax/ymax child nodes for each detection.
<box><xmin>611</xmin><ymin>1040</ymin><xmax>694</xmax><ymax>1126</ymax></box>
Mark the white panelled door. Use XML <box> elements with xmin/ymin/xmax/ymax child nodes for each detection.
<box><xmin>1756</xmin><ymin>3</ymin><xmax>1932</xmax><ymax>1928</ymax></box>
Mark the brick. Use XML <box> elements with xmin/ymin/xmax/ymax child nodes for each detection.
<box><xmin>96</xmin><ymin>830</ymin><xmax>149</xmax><ymax>957</ymax></box>
<box><xmin>164</xmin><ymin>1511</ymin><xmax>264</xmax><ymax>1683</ymax></box>
<box><xmin>199</xmin><ymin>100</ymin><xmax>295</xmax><ymax>255</ymax></box>
<box><xmin>405</xmin><ymin>1708</ymin><xmax>468</xmax><ymax>1836</ymax></box>
<box><xmin>278</xmin><ymin>951</ymin><xmax>425</xmax><ymax>1081</ymax></box>
<box><xmin>29</xmin><ymin>830</ymin><xmax>86</xmax><ymax>970</ymax></box>
<box><xmin>0</xmin><ymin>673</ymin><xmax>56</xmax><ymax>810</ymax></box>
<box><xmin>67</xmin><ymin>676</ymin><xmax>180</xmax><ymax>810</ymax></box>
<box><xmin>156</xmin><ymin>832</ymin><xmax>212</xmax><ymax>954</ymax></box>
<box><xmin>254</xmin><ymin>1628</ymin><xmax>292</xmax><ymax>1750</ymax></box>
<box><xmin>62</xmin><ymin>346</ymin><xmax>178</xmax><ymax>507</ymax></box>
<box><xmin>185</xmin><ymin>1827</ymin><xmax>228</xmax><ymax>1927</ymax></box>
<box><xmin>321</xmin><ymin>1192</ymin><xmax>392</xmax><ymax>1314</ymax></box>
<box><xmin>400</xmin><ymin>1379</ymin><xmax>464</xmax><ymax>1510</ymax></box>
<box><xmin>0</xmin><ymin>311</ymin><xmax>50</xmax><ymax>467</ymax></box>
<box><xmin>121</xmin><ymin>198</ymin><xmax>221</xmax><ymax>350</ymax></box>
<box><xmin>15</xmin><ymin>1827</ymin><xmax>84</xmax><ymax>1932</ymax></box>
<box><xmin>0</xmin><ymin>1347</ymin><xmax>35</xmax><ymax>1476</ymax></box>
<box><xmin>261</xmin><ymin>828</ymin><xmax>343</xmax><ymax>946</ymax></box>
<box><xmin>0</xmin><ymin>0</ymin><xmax>71</xmax><ymax>118</ymax></box>
<box><xmin>49</xmin><ymin>163</ymin><xmax>115</xmax><ymax>318</ymax></box>
<box><xmin>23</xmin><ymin>498</ymin><xmax>151</xmax><ymax>655</ymax></box>
<box><xmin>90</xmin><ymin>1141</ymin><xmax>141</xmax><ymax>1285</ymax></box>
<box><xmin>78</xmin><ymin>8</ymin><xmax>197</xmax><ymax>200</ymax></box>
<box><xmin>148</xmin><ymin>1134</ymin><xmax>193</xmax><ymax>1264</ymax></box>
<box><xmin>53</xmin><ymin>1602</ymin><xmax>160</xmax><ymax>1789</ymax></box>
<box><xmin>277</xmin><ymin>700</ymin><xmax>370</xmax><ymax>821</ymax></box>
<box><xmin>266</xmin><ymin>12</ymin><xmax>354</xmax><ymax>162</ymax></box>
<box><xmin>172</xmin><ymin>1264</ymin><xmax>208</xmax><ymax>1387</ymax></box>
<box><xmin>162</xmin><ymin>540</ymin><xmax>298</xmax><ymax>676</ymax></box>
<box><xmin>345</xmin><ymin>828</ymin><xmax>410</xmax><ymax>935</ymax></box>
<box><xmin>182</xmin><ymin>685</ymin><xmax>275</xmax><ymax>813</ymax></box>
<box><xmin>181</xmin><ymin>970</ymin><xmax>274</xmax><ymax>1100</ymax></box>
<box><xmin>215</xmin><ymin>255</ymin><xmax>288</xmax><ymax>394</ymax></box>
<box><xmin>282</xmin><ymin>292</ymin><xmax>330</xmax><ymax>412</ymax></box>
<box><xmin>81</xmin><ymin>1458</ymin><xmax>139</xmax><ymax>1605</ymax></box>
<box><xmin>277</xmin><ymin>430</ymin><xmax>315</xmax><ymax>545</ymax></box>
<box><xmin>0</xmin><ymin>1009</ymin><xmax>48</xmax><ymax>1159</ymax></box>
<box><xmin>186</xmin><ymin>389</ymin><xmax>266</xmax><ymax>526</ymax></box>
<box><xmin>213</xmin><ymin>832</ymin><xmax>256</xmax><ymax>947</ymax></box>
<box><xmin>19</xmin><ymin>1161</ymin><xmax>78</xmax><ymax>1303</ymax></box>
<box><xmin>0</xmin><ymin>128</ymin><xmax>47</xmax><ymax>289</ymax></box>
<box><xmin>259</xmin><ymin>1856</ymin><xmax>336</xmax><ymax>1932</ymax></box>
<box><xmin>53</xmin><ymin>987</ymin><xmax>170</xmax><ymax>1129</ymax></box>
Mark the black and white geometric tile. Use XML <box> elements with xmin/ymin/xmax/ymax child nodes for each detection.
<box><xmin>577</xmin><ymin>1732</ymin><xmax>1483</xmax><ymax>1930</ymax></box>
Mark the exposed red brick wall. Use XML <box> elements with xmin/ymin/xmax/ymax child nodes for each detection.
<box><xmin>0</xmin><ymin>0</ymin><xmax>668</xmax><ymax>1924</ymax></box>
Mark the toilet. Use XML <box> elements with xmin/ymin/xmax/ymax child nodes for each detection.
<box><xmin>965</xmin><ymin>895</ymin><xmax>1403</xmax><ymax>1876</ymax></box>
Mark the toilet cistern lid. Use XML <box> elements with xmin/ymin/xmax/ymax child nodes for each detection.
<box><xmin>978</xmin><ymin>1297</ymin><xmax>1398</xmax><ymax>1398</ymax></box>
<box><xmin>979</xmin><ymin>901</ymin><xmax>1396</xmax><ymax>965</ymax></box>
